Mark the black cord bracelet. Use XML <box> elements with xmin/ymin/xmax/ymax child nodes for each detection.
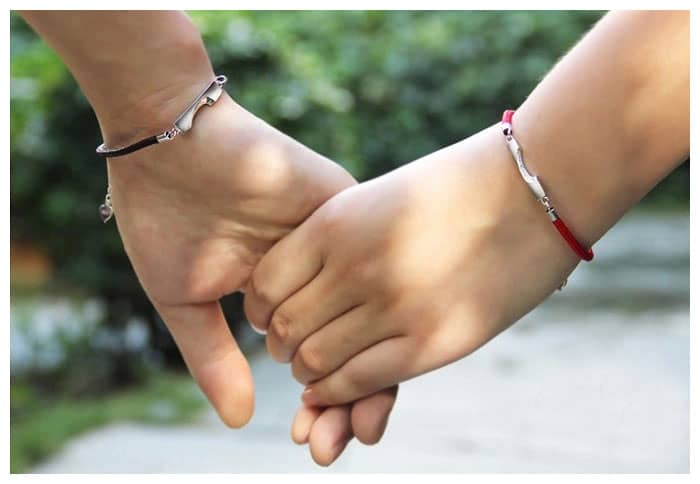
<box><xmin>96</xmin><ymin>75</ymin><xmax>228</xmax><ymax>223</ymax></box>
<box><xmin>95</xmin><ymin>75</ymin><xmax>228</xmax><ymax>158</ymax></box>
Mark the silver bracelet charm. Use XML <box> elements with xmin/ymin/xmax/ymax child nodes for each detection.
<box><xmin>99</xmin><ymin>185</ymin><xmax>113</xmax><ymax>223</ymax></box>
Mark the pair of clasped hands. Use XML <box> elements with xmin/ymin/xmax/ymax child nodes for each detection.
<box><xmin>99</xmin><ymin>11</ymin><xmax>688</xmax><ymax>471</ymax></box>
<box><xmin>108</xmin><ymin>87</ymin><xmax>581</xmax><ymax>466</ymax></box>
<box><xmin>19</xmin><ymin>8</ymin><xmax>687</xmax><ymax>468</ymax></box>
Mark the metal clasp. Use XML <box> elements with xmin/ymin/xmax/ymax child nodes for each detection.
<box><xmin>154</xmin><ymin>75</ymin><xmax>227</xmax><ymax>144</ymax></box>
<box><xmin>156</xmin><ymin>127</ymin><xmax>181</xmax><ymax>143</ymax></box>
<box><xmin>504</xmin><ymin>134</ymin><xmax>546</xmax><ymax>201</ymax></box>
<box><xmin>173</xmin><ymin>75</ymin><xmax>227</xmax><ymax>133</ymax></box>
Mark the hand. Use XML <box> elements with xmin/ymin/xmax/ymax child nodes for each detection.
<box><xmin>244</xmin><ymin>125</ymin><xmax>581</xmax><ymax>408</ymax></box>
<box><xmin>290</xmin><ymin>385</ymin><xmax>398</xmax><ymax>466</ymax></box>
<box><xmin>108</xmin><ymin>92</ymin><xmax>354</xmax><ymax>426</ymax></box>
<box><xmin>105</xmin><ymin>83</ymin><xmax>371</xmax><ymax>422</ymax></box>
<box><xmin>108</xmin><ymin>87</ymin><xmax>399</xmax><ymax>462</ymax></box>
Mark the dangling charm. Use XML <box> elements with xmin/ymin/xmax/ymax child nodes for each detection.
<box><xmin>98</xmin><ymin>185</ymin><xmax>113</xmax><ymax>223</ymax></box>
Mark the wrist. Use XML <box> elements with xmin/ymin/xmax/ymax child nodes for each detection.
<box><xmin>508</xmin><ymin>13</ymin><xmax>688</xmax><ymax>248</ymax></box>
<box><xmin>461</xmin><ymin>126</ymin><xmax>581</xmax><ymax>319</ymax></box>
<box><xmin>21</xmin><ymin>11</ymin><xmax>214</xmax><ymax>146</ymax></box>
<box><xmin>424</xmin><ymin>125</ymin><xmax>558</xmax><ymax>238</ymax></box>
<box><xmin>105</xmin><ymin>93</ymin><xmax>351</xmax><ymax>210</ymax></box>
<box><xmin>70</xmin><ymin>24</ymin><xmax>213</xmax><ymax>146</ymax></box>
<box><xmin>510</xmin><ymin>105</ymin><xmax>635</xmax><ymax>249</ymax></box>
<box><xmin>94</xmin><ymin>42</ymin><xmax>214</xmax><ymax>147</ymax></box>
<box><xmin>404</xmin><ymin>125</ymin><xmax>578</xmax><ymax>332</ymax></box>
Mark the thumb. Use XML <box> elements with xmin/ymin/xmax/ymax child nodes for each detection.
<box><xmin>155</xmin><ymin>300</ymin><xmax>255</xmax><ymax>428</ymax></box>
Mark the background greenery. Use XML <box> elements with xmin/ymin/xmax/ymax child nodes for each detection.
<box><xmin>9</xmin><ymin>10</ymin><xmax>689</xmax><ymax>472</ymax></box>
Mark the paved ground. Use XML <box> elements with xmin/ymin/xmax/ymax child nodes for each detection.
<box><xmin>31</xmin><ymin>212</ymin><xmax>689</xmax><ymax>473</ymax></box>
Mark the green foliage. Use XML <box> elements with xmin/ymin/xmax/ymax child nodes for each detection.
<box><xmin>191</xmin><ymin>11</ymin><xmax>607</xmax><ymax>178</ymax></box>
<box><xmin>10</xmin><ymin>372</ymin><xmax>206</xmax><ymax>473</ymax></box>
<box><xmin>9</xmin><ymin>11</ymin><xmax>688</xmax><ymax>389</ymax></box>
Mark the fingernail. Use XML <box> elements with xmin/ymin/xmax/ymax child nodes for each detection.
<box><xmin>302</xmin><ymin>387</ymin><xmax>318</xmax><ymax>406</ymax></box>
<box><xmin>248</xmin><ymin>319</ymin><xmax>267</xmax><ymax>335</ymax></box>
<box><xmin>331</xmin><ymin>436</ymin><xmax>352</xmax><ymax>463</ymax></box>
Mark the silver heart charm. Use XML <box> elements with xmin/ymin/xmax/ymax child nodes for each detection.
<box><xmin>99</xmin><ymin>203</ymin><xmax>113</xmax><ymax>223</ymax></box>
<box><xmin>99</xmin><ymin>187</ymin><xmax>113</xmax><ymax>223</ymax></box>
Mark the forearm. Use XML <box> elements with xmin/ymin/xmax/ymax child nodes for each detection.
<box><xmin>512</xmin><ymin>10</ymin><xmax>688</xmax><ymax>246</ymax></box>
<box><xmin>19</xmin><ymin>10</ymin><xmax>214</xmax><ymax>145</ymax></box>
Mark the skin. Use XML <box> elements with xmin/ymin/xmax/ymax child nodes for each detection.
<box><xmin>243</xmin><ymin>10</ymin><xmax>688</xmax><ymax>451</ymax></box>
<box><xmin>19</xmin><ymin>11</ymin><xmax>397</xmax><ymax>464</ymax></box>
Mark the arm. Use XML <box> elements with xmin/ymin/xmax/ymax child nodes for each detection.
<box><xmin>20</xmin><ymin>9</ymin><xmax>398</xmax><ymax>465</ymax></box>
<box><xmin>19</xmin><ymin>11</ymin><xmax>213</xmax><ymax>145</ymax></box>
<box><xmin>20</xmin><ymin>10</ymin><xmax>367</xmax><ymax>435</ymax></box>
<box><xmin>514</xmin><ymin>10</ymin><xmax>688</xmax><ymax>247</ymax></box>
<box><xmin>244</xmin><ymin>10</ymin><xmax>689</xmax><ymax>408</ymax></box>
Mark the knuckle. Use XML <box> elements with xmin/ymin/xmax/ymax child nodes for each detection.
<box><xmin>296</xmin><ymin>343</ymin><xmax>327</xmax><ymax>377</ymax></box>
<box><xmin>345</xmin><ymin>368</ymin><xmax>370</xmax><ymax>392</ymax></box>
<box><xmin>291</xmin><ymin>356</ymin><xmax>315</xmax><ymax>384</ymax></box>
<box><xmin>268</xmin><ymin>308</ymin><xmax>295</xmax><ymax>347</ymax></box>
<box><xmin>317</xmin><ymin>196</ymin><xmax>347</xmax><ymax>233</ymax></box>
<box><xmin>249</xmin><ymin>272</ymin><xmax>275</xmax><ymax>307</ymax></box>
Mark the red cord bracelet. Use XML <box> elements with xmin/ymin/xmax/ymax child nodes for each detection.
<box><xmin>501</xmin><ymin>110</ymin><xmax>594</xmax><ymax>262</ymax></box>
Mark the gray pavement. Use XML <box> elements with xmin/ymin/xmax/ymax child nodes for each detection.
<box><xmin>31</xmin><ymin>212</ymin><xmax>689</xmax><ymax>473</ymax></box>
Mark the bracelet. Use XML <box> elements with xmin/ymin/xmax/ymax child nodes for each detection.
<box><xmin>96</xmin><ymin>75</ymin><xmax>228</xmax><ymax>223</ymax></box>
<box><xmin>95</xmin><ymin>75</ymin><xmax>227</xmax><ymax>158</ymax></box>
<box><xmin>500</xmin><ymin>110</ymin><xmax>594</xmax><ymax>264</ymax></box>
